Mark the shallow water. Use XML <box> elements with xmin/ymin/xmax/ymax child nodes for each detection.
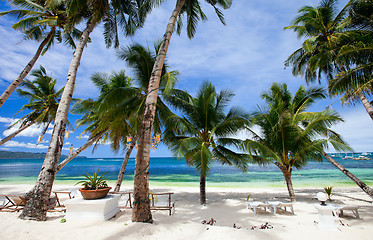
<box><xmin>0</xmin><ymin>154</ymin><xmax>372</xmax><ymax>188</ymax></box>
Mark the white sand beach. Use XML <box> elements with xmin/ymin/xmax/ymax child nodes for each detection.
<box><xmin>0</xmin><ymin>185</ymin><xmax>372</xmax><ymax>240</ymax></box>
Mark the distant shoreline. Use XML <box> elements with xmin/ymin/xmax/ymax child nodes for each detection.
<box><xmin>0</xmin><ymin>150</ymin><xmax>86</xmax><ymax>159</ymax></box>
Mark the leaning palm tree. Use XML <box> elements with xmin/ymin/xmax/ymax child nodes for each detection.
<box><xmin>328</xmin><ymin>0</ymin><xmax>373</xmax><ymax>104</ymax></box>
<box><xmin>243</xmin><ymin>83</ymin><xmax>373</xmax><ymax>201</ymax></box>
<box><xmin>133</xmin><ymin>0</ymin><xmax>233</xmax><ymax>223</ymax></box>
<box><xmin>284</xmin><ymin>0</ymin><xmax>373</xmax><ymax>120</ymax></box>
<box><xmin>0</xmin><ymin>0</ymin><xmax>82</xmax><ymax>108</ymax></box>
<box><xmin>20</xmin><ymin>0</ymin><xmax>144</xmax><ymax>221</ymax></box>
<box><xmin>0</xmin><ymin>66</ymin><xmax>64</xmax><ymax>146</ymax></box>
<box><xmin>163</xmin><ymin>81</ymin><xmax>249</xmax><ymax>205</ymax></box>
<box><xmin>61</xmin><ymin>43</ymin><xmax>179</xmax><ymax>191</ymax></box>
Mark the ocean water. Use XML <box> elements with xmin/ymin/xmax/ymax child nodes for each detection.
<box><xmin>0</xmin><ymin>155</ymin><xmax>372</xmax><ymax>188</ymax></box>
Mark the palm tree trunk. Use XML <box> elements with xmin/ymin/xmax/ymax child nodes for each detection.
<box><xmin>0</xmin><ymin>29</ymin><xmax>55</xmax><ymax>109</ymax></box>
<box><xmin>0</xmin><ymin>121</ymin><xmax>34</xmax><ymax>146</ymax></box>
<box><xmin>132</xmin><ymin>0</ymin><xmax>185</xmax><ymax>223</ymax></box>
<box><xmin>322</xmin><ymin>152</ymin><xmax>373</xmax><ymax>197</ymax></box>
<box><xmin>37</xmin><ymin>120</ymin><xmax>52</xmax><ymax>145</ymax></box>
<box><xmin>19</xmin><ymin>20</ymin><xmax>95</xmax><ymax>221</ymax></box>
<box><xmin>114</xmin><ymin>139</ymin><xmax>136</xmax><ymax>192</ymax></box>
<box><xmin>282</xmin><ymin>169</ymin><xmax>296</xmax><ymax>202</ymax></box>
<box><xmin>275</xmin><ymin>162</ymin><xmax>296</xmax><ymax>202</ymax></box>
<box><xmin>56</xmin><ymin>131</ymin><xmax>106</xmax><ymax>172</ymax></box>
<box><xmin>200</xmin><ymin>175</ymin><xmax>206</xmax><ymax>205</ymax></box>
<box><xmin>357</xmin><ymin>92</ymin><xmax>373</xmax><ymax>121</ymax></box>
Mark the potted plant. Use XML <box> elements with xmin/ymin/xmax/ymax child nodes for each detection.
<box><xmin>76</xmin><ymin>169</ymin><xmax>111</xmax><ymax>200</ymax></box>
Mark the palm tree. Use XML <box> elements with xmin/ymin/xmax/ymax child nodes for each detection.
<box><xmin>133</xmin><ymin>0</ymin><xmax>233</xmax><ymax>223</ymax></box>
<box><xmin>328</xmin><ymin>0</ymin><xmax>373</xmax><ymax>105</ymax></box>
<box><xmin>163</xmin><ymin>81</ymin><xmax>249</xmax><ymax>205</ymax></box>
<box><xmin>284</xmin><ymin>0</ymin><xmax>373</xmax><ymax>120</ymax></box>
<box><xmin>0</xmin><ymin>66</ymin><xmax>64</xmax><ymax>146</ymax></box>
<box><xmin>114</xmin><ymin>42</ymin><xmax>179</xmax><ymax>193</ymax></box>
<box><xmin>243</xmin><ymin>83</ymin><xmax>351</xmax><ymax>202</ymax></box>
<box><xmin>59</xmin><ymin>41</ymin><xmax>179</xmax><ymax>191</ymax></box>
<box><xmin>20</xmin><ymin>0</ymin><xmax>144</xmax><ymax>221</ymax></box>
<box><xmin>0</xmin><ymin>0</ymin><xmax>81</xmax><ymax>108</ymax></box>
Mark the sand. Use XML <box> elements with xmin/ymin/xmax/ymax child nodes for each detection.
<box><xmin>0</xmin><ymin>184</ymin><xmax>372</xmax><ymax>240</ymax></box>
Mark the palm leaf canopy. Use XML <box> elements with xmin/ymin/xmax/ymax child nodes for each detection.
<box><xmin>175</xmin><ymin>0</ymin><xmax>232</xmax><ymax>38</ymax></box>
<box><xmin>243</xmin><ymin>82</ymin><xmax>351</xmax><ymax>171</ymax></box>
<box><xmin>163</xmin><ymin>81</ymin><xmax>250</xmax><ymax>176</ymax></box>
<box><xmin>73</xmin><ymin>41</ymin><xmax>179</xmax><ymax>152</ymax></box>
<box><xmin>1</xmin><ymin>0</ymin><xmax>83</xmax><ymax>52</ymax></box>
<box><xmin>14</xmin><ymin>65</ymin><xmax>70</xmax><ymax>128</ymax></box>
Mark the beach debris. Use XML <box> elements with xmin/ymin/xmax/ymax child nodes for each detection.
<box><xmin>251</xmin><ymin>223</ymin><xmax>273</xmax><ymax>230</ymax></box>
<box><xmin>259</xmin><ymin>222</ymin><xmax>273</xmax><ymax>229</ymax></box>
<box><xmin>201</xmin><ymin>218</ymin><xmax>216</xmax><ymax>226</ymax></box>
<box><xmin>60</xmin><ymin>218</ymin><xmax>66</xmax><ymax>223</ymax></box>
<box><xmin>233</xmin><ymin>223</ymin><xmax>241</xmax><ymax>229</ymax></box>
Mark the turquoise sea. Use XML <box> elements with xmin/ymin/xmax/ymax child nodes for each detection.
<box><xmin>0</xmin><ymin>154</ymin><xmax>373</xmax><ymax>188</ymax></box>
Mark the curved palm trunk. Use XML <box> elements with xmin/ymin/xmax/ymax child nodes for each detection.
<box><xmin>200</xmin><ymin>175</ymin><xmax>206</xmax><ymax>205</ymax></box>
<box><xmin>19</xmin><ymin>20</ymin><xmax>95</xmax><ymax>221</ymax></box>
<box><xmin>36</xmin><ymin>120</ymin><xmax>52</xmax><ymax>145</ymax></box>
<box><xmin>322</xmin><ymin>152</ymin><xmax>373</xmax><ymax>197</ymax></box>
<box><xmin>357</xmin><ymin>92</ymin><xmax>373</xmax><ymax>121</ymax></box>
<box><xmin>132</xmin><ymin>0</ymin><xmax>185</xmax><ymax>223</ymax></box>
<box><xmin>114</xmin><ymin>139</ymin><xmax>136</xmax><ymax>192</ymax></box>
<box><xmin>0</xmin><ymin>121</ymin><xmax>34</xmax><ymax>146</ymax></box>
<box><xmin>275</xmin><ymin>162</ymin><xmax>296</xmax><ymax>202</ymax></box>
<box><xmin>56</xmin><ymin>131</ymin><xmax>106</xmax><ymax>172</ymax></box>
<box><xmin>282</xmin><ymin>169</ymin><xmax>296</xmax><ymax>202</ymax></box>
<box><xmin>0</xmin><ymin>29</ymin><xmax>55</xmax><ymax>109</ymax></box>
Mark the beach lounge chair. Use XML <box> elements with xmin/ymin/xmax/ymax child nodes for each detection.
<box><xmin>47</xmin><ymin>196</ymin><xmax>66</xmax><ymax>213</ymax></box>
<box><xmin>53</xmin><ymin>191</ymin><xmax>75</xmax><ymax>207</ymax></box>
<box><xmin>246</xmin><ymin>201</ymin><xmax>271</xmax><ymax>215</ymax></box>
<box><xmin>0</xmin><ymin>195</ymin><xmax>26</xmax><ymax>212</ymax></box>
<box><xmin>111</xmin><ymin>191</ymin><xmax>133</xmax><ymax>209</ymax></box>
<box><xmin>150</xmin><ymin>192</ymin><xmax>175</xmax><ymax>216</ymax></box>
<box><xmin>266</xmin><ymin>201</ymin><xmax>295</xmax><ymax>215</ymax></box>
<box><xmin>53</xmin><ymin>188</ymin><xmax>82</xmax><ymax>207</ymax></box>
<box><xmin>335</xmin><ymin>205</ymin><xmax>360</xmax><ymax>218</ymax></box>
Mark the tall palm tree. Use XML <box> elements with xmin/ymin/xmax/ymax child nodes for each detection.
<box><xmin>0</xmin><ymin>66</ymin><xmax>64</xmax><ymax>146</ymax></box>
<box><xmin>114</xmin><ymin>42</ymin><xmax>179</xmax><ymax>192</ymax></box>
<box><xmin>0</xmin><ymin>0</ymin><xmax>82</xmax><ymax>108</ymax></box>
<box><xmin>133</xmin><ymin>0</ymin><xmax>233</xmax><ymax>223</ymax></box>
<box><xmin>163</xmin><ymin>81</ymin><xmax>249</xmax><ymax>205</ymax></box>
<box><xmin>243</xmin><ymin>83</ymin><xmax>351</xmax><ymax>202</ymax></box>
<box><xmin>20</xmin><ymin>0</ymin><xmax>144</xmax><ymax>221</ymax></box>
<box><xmin>59</xmin><ymin>41</ymin><xmax>179</xmax><ymax>190</ymax></box>
<box><xmin>284</xmin><ymin>0</ymin><xmax>373</xmax><ymax>120</ymax></box>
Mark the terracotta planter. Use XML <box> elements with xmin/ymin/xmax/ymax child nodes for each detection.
<box><xmin>79</xmin><ymin>187</ymin><xmax>112</xmax><ymax>200</ymax></box>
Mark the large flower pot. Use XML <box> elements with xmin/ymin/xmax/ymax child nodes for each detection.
<box><xmin>79</xmin><ymin>187</ymin><xmax>112</xmax><ymax>200</ymax></box>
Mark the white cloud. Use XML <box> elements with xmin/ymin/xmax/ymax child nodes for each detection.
<box><xmin>3</xmin><ymin>140</ymin><xmax>48</xmax><ymax>149</ymax></box>
<box><xmin>0</xmin><ymin>117</ymin><xmax>17</xmax><ymax>125</ymax></box>
<box><xmin>3</xmin><ymin>123</ymin><xmax>43</xmax><ymax>137</ymax></box>
<box><xmin>77</xmin><ymin>135</ymin><xmax>90</xmax><ymax>139</ymax></box>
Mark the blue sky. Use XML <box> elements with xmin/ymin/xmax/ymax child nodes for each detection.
<box><xmin>0</xmin><ymin>0</ymin><xmax>371</xmax><ymax>158</ymax></box>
